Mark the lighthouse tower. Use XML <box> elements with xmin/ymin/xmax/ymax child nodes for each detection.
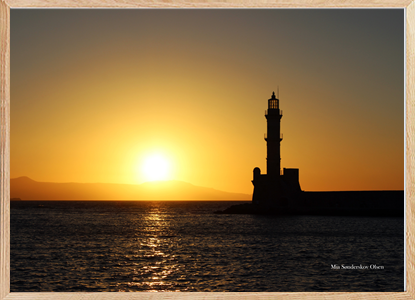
<box><xmin>265</xmin><ymin>91</ymin><xmax>283</xmax><ymax>177</ymax></box>
<box><xmin>252</xmin><ymin>91</ymin><xmax>301</xmax><ymax>207</ymax></box>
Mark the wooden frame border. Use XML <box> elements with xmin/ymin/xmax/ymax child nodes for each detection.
<box><xmin>1</xmin><ymin>2</ymin><xmax>414</xmax><ymax>299</ymax></box>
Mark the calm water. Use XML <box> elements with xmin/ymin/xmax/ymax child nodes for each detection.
<box><xmin>10</xmin><ymin>201</ymin><xmax>404</xmax><ymax>292</ymax></box>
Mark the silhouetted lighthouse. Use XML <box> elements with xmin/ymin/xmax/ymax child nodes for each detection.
<box><xmin>252</xmin><ymin>91</ymin><xmax>301</xmax><ymax>207</ymax></box>
<box><xmin>265</xmin><ymin>91</ymin><xmax>283</xmax><ymax>177</ymax></box>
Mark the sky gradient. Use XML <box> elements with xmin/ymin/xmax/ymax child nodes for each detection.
<box><xmin>11</xmin><ymin>9</ymin><xmax>404</xmax><ymax>194</ymax></box>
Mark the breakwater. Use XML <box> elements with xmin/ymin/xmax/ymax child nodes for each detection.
<box><xmin>216</xmin><ymin>190</ymin><xmax>403</xmax><ymax>217</ymax></box>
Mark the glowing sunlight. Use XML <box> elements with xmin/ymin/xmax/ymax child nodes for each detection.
<box><xmin>141</xmin><ymin>154</ymin><xmax>171</xmax><ymax>182</ymax></box>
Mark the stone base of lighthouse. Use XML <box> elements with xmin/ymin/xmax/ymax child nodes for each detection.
<box><xmin>252</xmin><ymin>167</ymin><xmax>302</xmax><ymax>209</ymax></box>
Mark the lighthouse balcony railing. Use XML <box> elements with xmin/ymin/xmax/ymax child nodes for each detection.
<box><xmin>264</xmin><ymin>133</ymin><xmax>283</xmax><ymax>141</ymax></box>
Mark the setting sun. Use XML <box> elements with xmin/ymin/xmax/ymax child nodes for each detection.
<box><xmin>141</xmin><ymin>154</ymin><xmax>171</xmax><ymax>182</ymax></box>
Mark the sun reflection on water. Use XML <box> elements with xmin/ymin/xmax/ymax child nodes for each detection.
<box><xmin>124</xmin><ymin>205</ymin><xmax>182</xmax><ymax>291</ymax></box>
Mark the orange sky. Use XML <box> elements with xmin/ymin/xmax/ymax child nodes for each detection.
<box><xmin>11</xmin><ymin>9</ymin><xmax>404</xmax><ymax>194</ymax></box>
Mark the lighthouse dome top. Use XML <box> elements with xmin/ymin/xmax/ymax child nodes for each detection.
<box><xmin>270</xmin><ymin>91</ymin><xmax>277</xmax><ymax>100</ymax></box>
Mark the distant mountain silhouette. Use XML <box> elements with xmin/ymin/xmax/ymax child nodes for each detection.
<box><xmin>10</xmin><ymin>177</ymin><xmax>250</xmax><ymax>200</ymax></box>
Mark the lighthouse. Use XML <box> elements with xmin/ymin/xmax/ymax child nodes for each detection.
<box><xmin>252</xmin><ymin>91</ymin><xmax>301</xmax><ymax>207</ymax></box>
<box><xmin>265</xmin><ymin>91</ymin><xmax>283</xmax><ymax>177</ymax></box>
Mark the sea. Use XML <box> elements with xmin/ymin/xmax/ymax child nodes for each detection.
<box><xmin>10</xmin><ymin>200</ymin><xmax>404</xmax><ymax>292</ymax></box>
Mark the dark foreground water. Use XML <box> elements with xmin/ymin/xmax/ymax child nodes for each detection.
<box><xmin>10</xmin><ymin>201</ymin><xmax>404</xmax><ymax>292</ymax></box>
